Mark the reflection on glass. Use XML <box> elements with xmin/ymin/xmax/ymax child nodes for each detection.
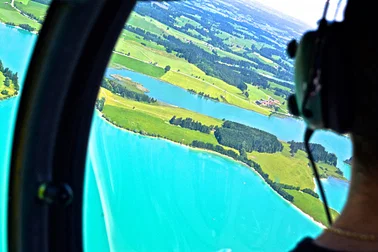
<box><xmin>0</xmin><ymin>0</ymin><xmax>50</xmax><ymax>251</ymax></box>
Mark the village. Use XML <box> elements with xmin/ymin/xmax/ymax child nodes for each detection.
<box><xmin>255</xmin><ymin>97</ymin><xmax>281</xmax><ymax>108</ymax></box>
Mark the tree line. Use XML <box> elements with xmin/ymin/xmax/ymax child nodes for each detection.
<box><xmin>101</xmin><ymin>78</ymin><xmax>157</xmax><ymax>103</ymax></box>
<box><xmin>19</xmin><ymin>24</ymin><xmax>36</xmax><ymax>32</ymax></box>
<box><xmin>187</xmin><ymin>89</ymin><xmax>220</xmax><ymax>101</ymax></box>
<box><xmin>0</xmin><ymin>60</ymin><xmax>20</xmax><ymax>91</ymax></box>
<box><xmin>214</xmin><ymin>120</ymin><xmax>283</xmax><ymax>153</ymax></box>
<box><xmin>301</xmin><ymin>188</ymin><xmax>319</xmax><ymax>199</ymax></box>
<box><xmin>169</xmin><ymin>116</ymin><xmax>214</xmax><ymax>134</ymax></box>
<box><xmin>288</xmin><ymin>141</ymin><xmax>337</xmax><ymax>166</ymax></box>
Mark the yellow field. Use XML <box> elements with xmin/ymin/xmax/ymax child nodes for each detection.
<box><xmin>249</xmin><ymin>142</ymin><xmax>315</xmax><ymax>189</ymax></box>
<box><xmin>99</xmin><ymin>88</ymin><xmax>222</xmax><ymax>126</ymax></box>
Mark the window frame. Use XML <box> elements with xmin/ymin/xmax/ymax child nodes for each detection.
<box><xmin>7</xmin><ymin>0</ymin><xmax>136</xmax><ymax>251</ymax></box>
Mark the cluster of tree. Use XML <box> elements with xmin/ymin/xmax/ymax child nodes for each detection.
<box><xmin>19</xmin><ymin>24</ymin><xmax>35</xmax><ymax>32</ymax></box>
<box><xmin>164</xmin><ymin>65</ymin><xmax>171</xmax><ymax>72</ymax></box>
<box><xmin>334</xmin><ymin>168</ymin><xmax>344</xmax><ymax>176</ymax></box>
<box><xmin>0</xmin><ymin>60</ymin><xmax>20</xmax><ymax>91</ymax></box>
<box><xmin>273</xmin><ymin>87</ymin><xmax>292</xmax><ymax>98</ymax></box>
<box><xmin>288</xmin><ymin>141</ymin><xmax>337</xmax><ymax>166</ymax></box>
<box><xmin>95</xmin><ymin>97</ymin><xmax>105</xmax><ymax>112</ymax></box>
<box><xmin>301</xmin><ymin>188</ymin><xmax>320</xmax><ymax>199</ymax></box>
<box><xmin>191</xmin><ymin>140</ymin><xmax>239</xmax><ymax>159</ymax></box>
<box><xmin>266</xmin><ymin>179</ymin><xmax>294</xmax><ymax>202</ymax></box>
<box><xmin>169</xmin><ymin>116</ymin><xmax>214</xmax><ymax>134</ymax></box>
<box><xmin>101</xmin><ymin>78</ymin><xmax>157</xmax><ymax>103</ymax></box>
<box><xmin>187</xmin><ymin>89</ymin><xmax>220</xmax><ymax>101</ymax></box>
<box><xmin>214</xmin><ymin>121</ymin><xmax>283</xmax><ymax>153</ymax></box>
<box><xmin>1</xmin><ymin>90</ymin><xmax>9</xmax><ymax>96</ymax></box>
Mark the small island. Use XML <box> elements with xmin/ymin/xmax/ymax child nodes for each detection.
<box><xmin>97</xmin><ymin>75</ymin><xmax>344</xmax><ymax>226</ymax></box>
<box><xmin>344</xmin><ymin>157</ymin><xmax>352</xmax><ymax>165</ymax></box>
<box><xmin>0</xmin><ymin>60</ymin><xmax>19</xmax><ymax>100</ymax></box>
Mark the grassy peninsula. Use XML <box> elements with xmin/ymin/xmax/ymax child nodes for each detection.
<box><xmin>97</xmin><ymin>75</ymin><xmax>345</xmax><ymax>226</ymax></box>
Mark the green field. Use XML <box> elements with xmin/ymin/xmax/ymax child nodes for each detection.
<box><xmin>249</xmin><ymin>142</ymin><xmax>346</xmax><ymax>190</ymax></box>
<box><xmin>286</xmin><ymin>189</ymin><xmax>339</xmax><ymax>226</ymax></box>
<box><xmin>128</xmin><ymin>12</ymin><xmax>165</xmax><ymax>36</ymax></box>
<box><xmin>0</xmin><ymin>0</ymin><xmax>41</xmax><ymax>30</ymax></box>
<box><xmin>161</xmin><ymin>71</ymin><xmax>270</xmax><ymax>115</ymax></box>
<box><xmin>127</xmin><ymin>12</ymin><xmax>254</xmax><ymax>63</ymax></box>
<box><xmin>249</xmin><ymin>142</ymin><xmax>315</xmax><ymax>189</ymax></box>
<box><xmin>118</xmin><ymin>30</ymin><xmax>166</xmax><ymax>51</ymax></box>
<box><xmin>110</xmin><ymin>53</ymin><xmax>166</xmax><ymax>78</ymax></box>
<box><xmin>15</xmin><ymin>0</ymin><xmax>48</xmax><ymax>21</ymax></box>
<box><xmin>318</xmin><ymin>162</ymin><xmax>346</xmax><ymax>180</ymax></box>
<box><xmin>269</xmin><ymin>81</ymin><xmax>291</xmax><ymax>92</ymax></box>
<box><xmin>114</xmin><ymin>40</ymin><xmax>204</xmax><ymax>75</ymax></box>
<box><xmin>15</xmin><ymin>0</ymin><xmax>30</xmax><ymax>4</ymax></box>
<box><xmin>100</xmin><ymin>88</ymin><xmax>222</xmax><ymax>127</ymax></box>
<box><xmin>102</xmin><ymin>105</ymin><xmax>219</xmax><ymax>146</ymax></box>
<box><xmin>175</xmin><ymin>15</ymin><xmax>201</xmax><ymax>28</ymax></box>
<box><xmin>246</xmin><ymin>84</ymin><xmax>269</xmax><ymax>101</ymax></box>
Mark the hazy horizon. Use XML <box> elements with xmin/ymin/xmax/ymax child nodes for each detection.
<box><xmin>250</xmin><ymin>0</ymin><xmax>346</xmax><ymax>28</ymax></box>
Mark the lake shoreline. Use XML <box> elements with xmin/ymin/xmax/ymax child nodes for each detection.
<box><xmin>97</xmin><ymin>110</ymin><xmax>326</xmax><ymax>229</ymax></box>
<box><xmin>108</xmin><ymin>63</ymin><xmax>277</xmax><ymax>117</ymax></box>
<box><xmin>0</xmin><ymin>21</ymin><xmax>38</xmax><ymax>34</ymax></box>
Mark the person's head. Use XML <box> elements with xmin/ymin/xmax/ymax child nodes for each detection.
<box><xmin>290</xmin><ymin>0</ymin><xmax>378</xmax><ymax>184</ymax></box>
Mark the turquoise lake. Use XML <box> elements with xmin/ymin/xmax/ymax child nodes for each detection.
<box><xmin>1</xmin><ymin>22</ymin><xmax>350</xmax><ymax>251</ymax></box>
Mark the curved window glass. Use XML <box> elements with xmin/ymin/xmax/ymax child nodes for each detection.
<box><xmin>0</xmin><ymin>0</ymin><xmax>51</xmax><ymax>251</ymax></box>
<box><xmin>85</xmin><ymin>0</ymin><xmax>351</xmax><ymax>251</ymax></box>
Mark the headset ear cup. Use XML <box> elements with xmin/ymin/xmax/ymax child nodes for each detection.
<box><xmin>288</xmin><ymin>95</ymin><xmax>300</xmax><ymax>116</ymax></box>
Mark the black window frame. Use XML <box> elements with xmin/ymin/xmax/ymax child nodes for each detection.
<box><xmin>7</xmin><ymin>0</ymin><xmax>136</xmax><ymax>251</ymax></box>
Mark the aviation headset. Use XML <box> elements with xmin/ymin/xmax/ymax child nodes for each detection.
<box><xmin>285</xmin><ymin>0</ymin><xmax>356</xmax><ymax>226</ymax></box>
<box><xmin>287</xmin><ymin>5</ymin><xmax>353</xmax><ymax>135</ymax></box>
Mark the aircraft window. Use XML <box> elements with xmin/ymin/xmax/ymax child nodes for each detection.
<box><xmin>0</xmin><ymin>0</ymin><xmax>51</xmax><ymax>250</ymax></box>
<box><xmin>84</xmin><ymin>0</ymin><xmax>351</xmax><ymax>251</ymax></box>
<box><xmin>0</xmin><ymin>0</ymin><xmax>352</xmax><ymax>251</ymax></box>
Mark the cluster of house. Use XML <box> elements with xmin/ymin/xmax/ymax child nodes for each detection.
<box><xmin>255</xmin><ymin>97</ymin><xmax>280</xmax><ymax>108</ymax></box>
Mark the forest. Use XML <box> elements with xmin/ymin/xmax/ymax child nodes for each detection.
<box><xmin>214</xmin><ymin>121</ymin><xmax>283</xmax><ymax>153</ymax></box>
<box><xmin>169</xmin><ymin>116</ymin><xmax>214</xmax><ymax>134</ymax></box>
<box><xmin>288</xmin><ymin>141</ymin><xmax>337</xmax><ymax>166</ymax></box>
